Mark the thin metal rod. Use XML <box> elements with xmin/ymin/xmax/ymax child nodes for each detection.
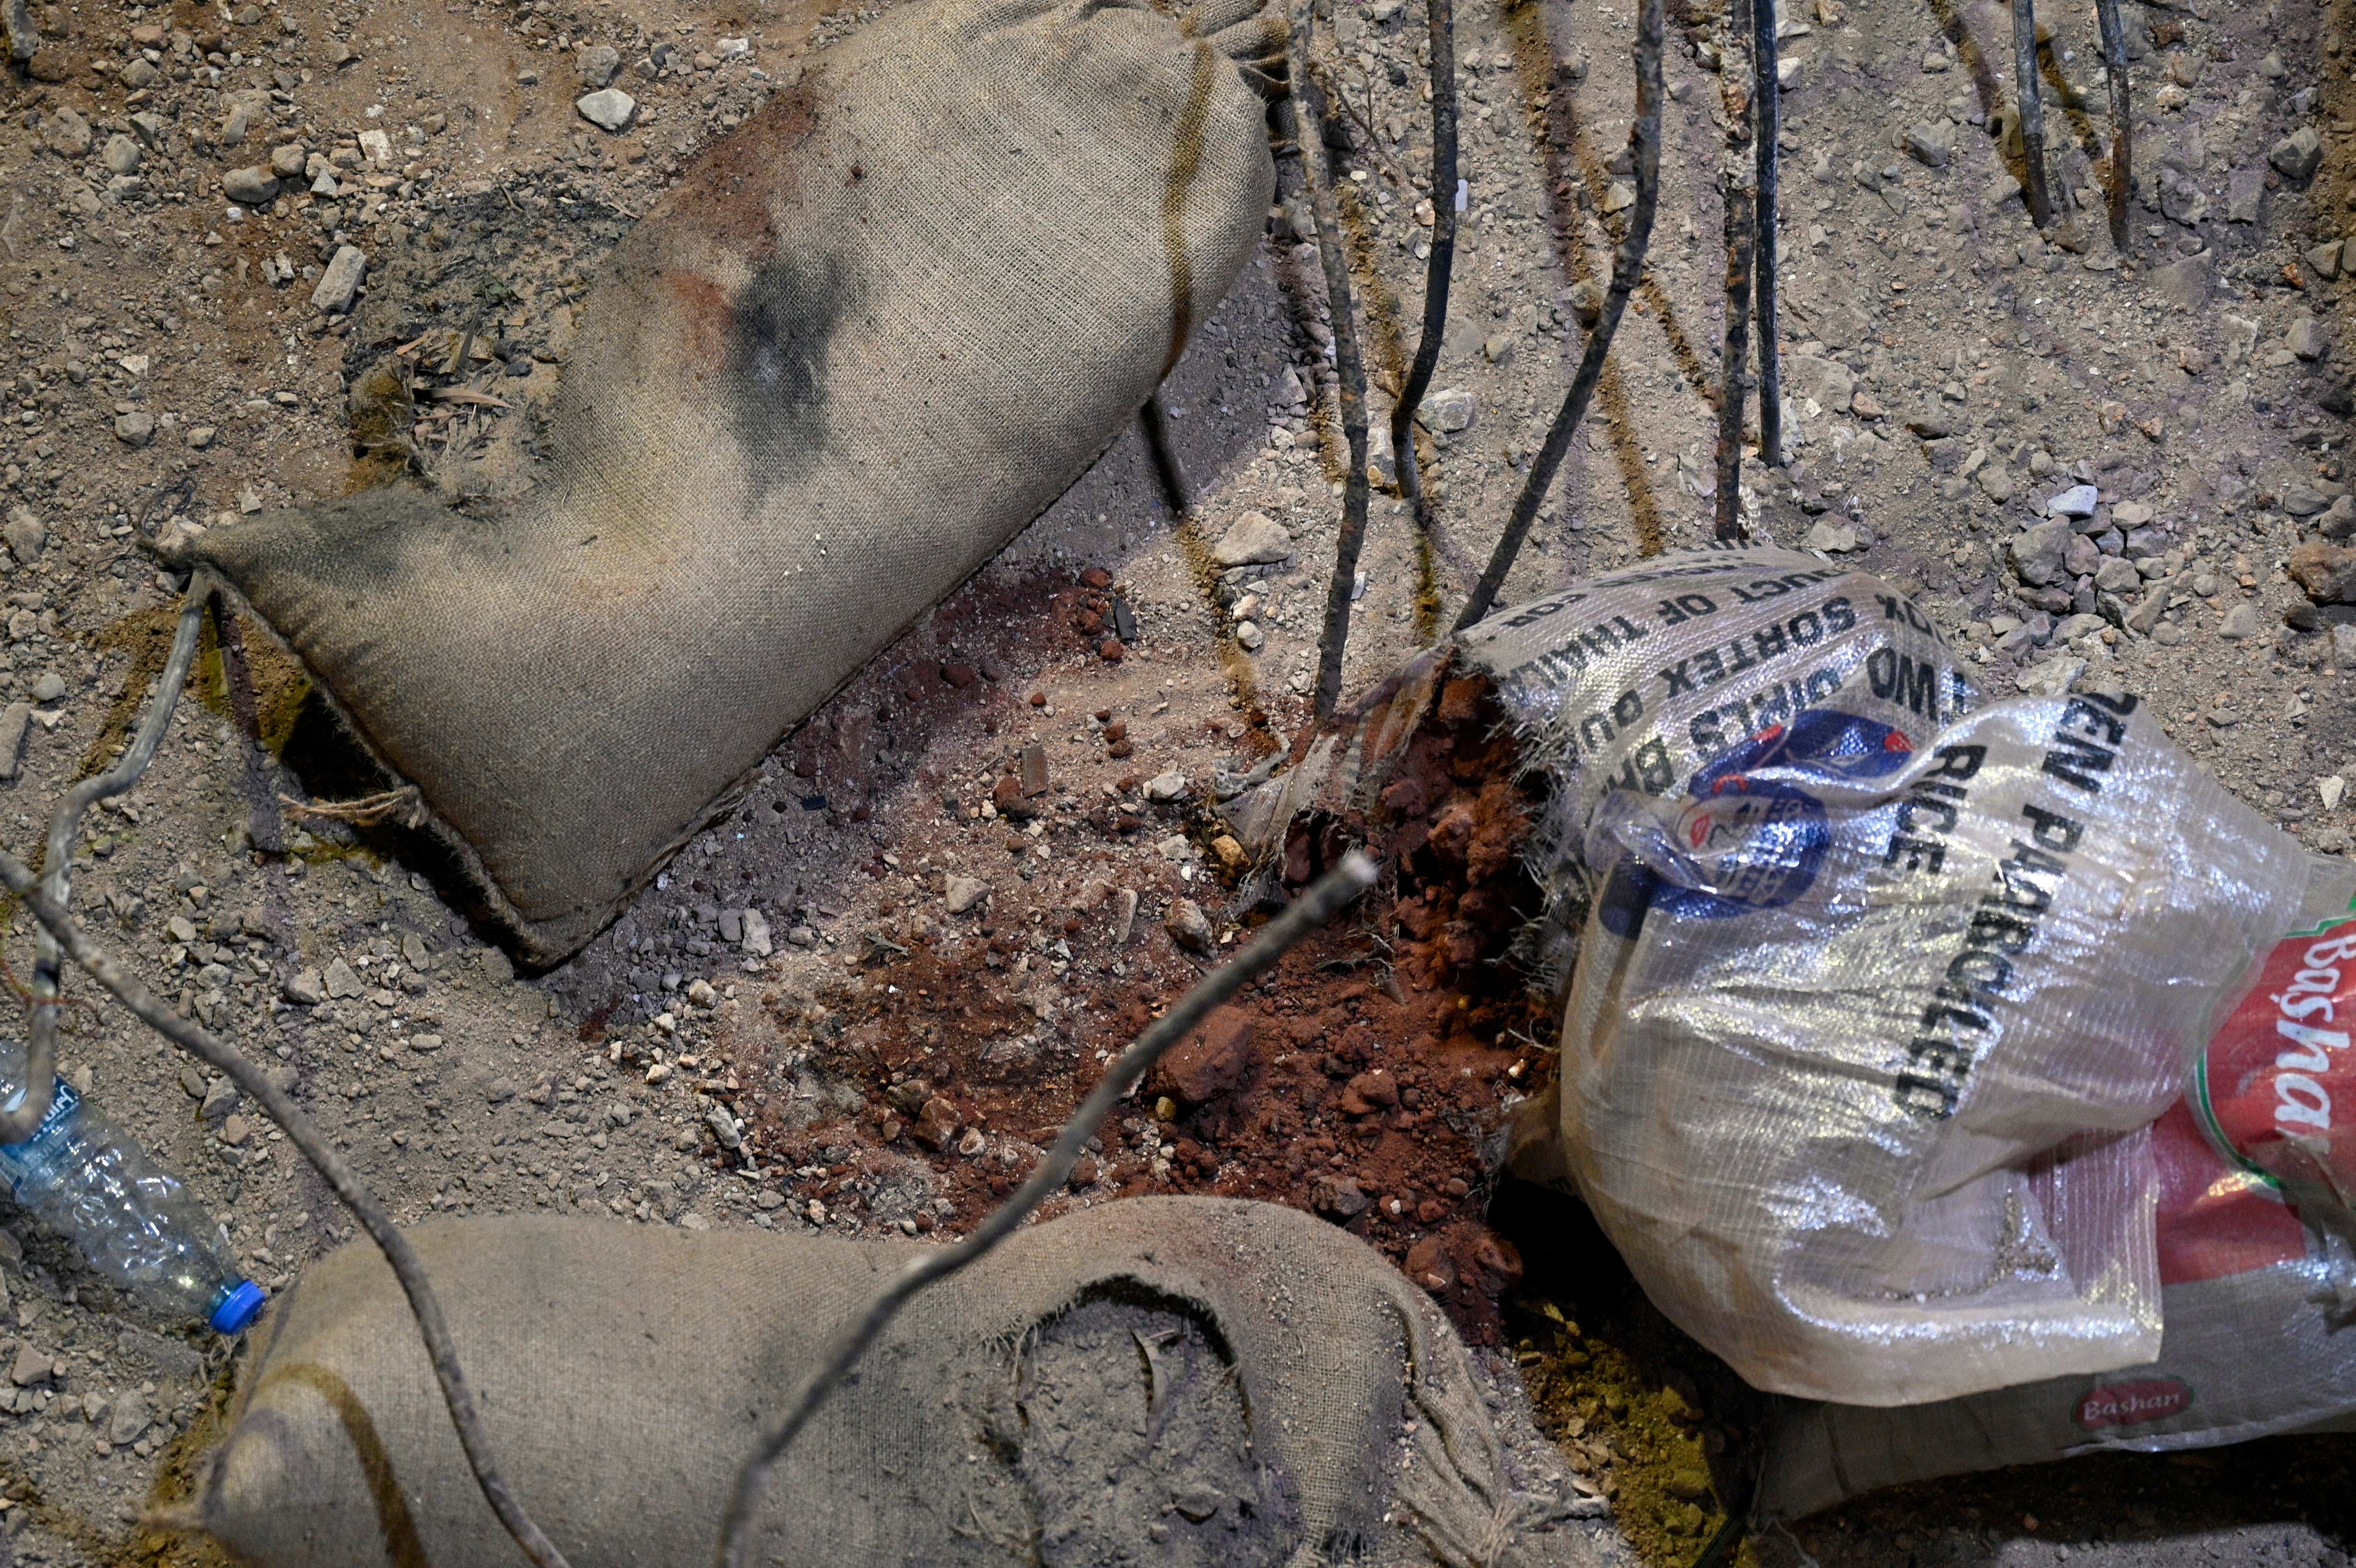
<box><xmin>1293</xmin><ymin>11</ymin><xmax>1376</xmax><ymax>721</ymax></box>
<box><xmin>2013</xmin><ymin>0</ymin><xmax>2052</xmax><ymax>226</ymax></box>
<box><xmin>1751</xmin><ymin>0</ymin><xmax>1782</xmax><ymax>469</ymax></box>
<box><xmin>1714</xmin><ymin>0</ymin><xmax>1756</xmax><ymax>540</ymax></box>
<box><xmin>1389</xmin><ymin>0</ymin><xmax>1459</xmax><ymax>531</ymax></box>
<box><xmin>1452</xmin><ymin>0</ymin><xmax>1663</xmax><ymax>630</ymax></box>
<box><xmin>2094</xmin><ymin>0</ymin><xmax>2130</xmax><ymax>251</ymax></box>
<box><xmin>0</xmin><ymin>588</ymin><xmax>208</xmax><ymax>1143</ymax></box>
<box><xmin>713</xmin><ymin>851</ymin><xmax>1382</xmax><ymax>1568</ymax></box>
<box><xmin>1714</xmin><ymin>182</ymin><xmax>1755</xmax><ymax>541</ymax></box>
<box><xmin>0</xmin><ymin>858</ymin><xmax>574</xmax><ymax>1568</ymax></box>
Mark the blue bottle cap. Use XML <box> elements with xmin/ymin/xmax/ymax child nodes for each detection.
<box><xmin>211</xmin><ymin>1280</ymin><xmax>267</xmax><ymax>1335</ymax></box>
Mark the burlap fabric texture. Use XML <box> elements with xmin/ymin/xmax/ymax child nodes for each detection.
<box><xmin>187</xmin><ymin>0</ymin><xmax>1279</xmax><ymax>963</ymax></box>
<box><xmin>195</xmin><ymin>1198</ymin><xmax>1594</xmax><ymax>1568</ymax></box>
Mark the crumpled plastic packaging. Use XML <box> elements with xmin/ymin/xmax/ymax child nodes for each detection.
<box><xmin>1451</xmin><ymin>544</ymin><xmax>2348</xmax><ymax>1406</ymax></box>
<box><xmin>1559</xmin><ymin>692</ymin><xmax>2338</xmax><ymax>1405</ymax></box>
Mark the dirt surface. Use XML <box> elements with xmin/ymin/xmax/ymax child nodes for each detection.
<box><xmin>5</xmin><ymin>0</ymin><xmax>2356</xmax><ymax>1556</ymax></box>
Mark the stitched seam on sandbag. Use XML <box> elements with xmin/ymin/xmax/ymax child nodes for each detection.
<box><xmin>1160</xmin><ymin>40</ymin><xmax>1217</xmax><ymax>379</ymax></box>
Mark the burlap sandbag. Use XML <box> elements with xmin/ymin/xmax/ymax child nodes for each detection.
<box><xmin>195</xmin><ymin>1198</ymin><xmax>1594</xmax><ymax>1567</ymax></box>
<box><xmin>185</xmin><ymin>0</ymin><xmax>1279</xmax><ymax>963</ymax></box>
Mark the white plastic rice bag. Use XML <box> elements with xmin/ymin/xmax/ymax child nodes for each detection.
<box><xmin>1557</xmin><ymin>692</ymin><xmax>2340</xmax><ymax>1405</ymax></box>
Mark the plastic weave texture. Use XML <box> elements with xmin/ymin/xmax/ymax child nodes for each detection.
<box><xmin>1561</xmin><ymin>694</ymin><xmax>2328</xmax><ymax>1405</ymax></box>
<box><xmin>188</xmin><ymin>0</ymin><xmax>1280</xmax><ymax>964</ymax></box>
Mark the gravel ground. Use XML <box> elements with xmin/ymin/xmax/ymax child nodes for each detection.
<box><xmin>4</xmin><ymin>0</ymin><xmax>2356</xmax><ymax>1557</ymax></box>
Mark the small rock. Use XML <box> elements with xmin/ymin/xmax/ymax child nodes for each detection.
<box><xmin>1801</xmin><ymin>519</ymin><xmax>1863</xmax><ymax>553</ymax></box>
<box><xmin>2272</xmin><ymin>126</ymin><xmax>2324</xmax><ymax>182</ymax></box>
<box><xmin>2046</xmin><ymin>484</ymin><xmax>2099</xmax><ymax>518</ymax></box>
<box><xmin>220</xmin><ymin>166</ymin><xmax>281</xmax><ymax>206</ymax></box>
<box><xmin>1144</xmin><ymin>772</ymin><xmax>1189</xmax><ymax>803</ymax></box>
<box><xmin>482</xmin><ymin>948</ymin><xmax>514</xmax><ymax>984</ymax></box>
<box><xmin>101</xmin><ymin>134</ymin><xmax>142</xmax><ymax>176</ymax></box>
<box><xmin>323</xmin><ymin>958</ymin><xmax>364</xmax><ymax>999</ymax></box>
<box><xmin>2286</xmin><ymin>484</ymin><xmax>2332</xmax><ymax>518</ymax></box>
<box><xmin>283</xmin><ymin>970</ymin><xmax>326</xmax><ymax>1005</ymax></box>
<box><xmin>1905</xmin><ymin>407</ymin><xmax>1953</xmax><ymax>438</ymax></box>
<box><xmin>2289</xmin><ymin>315</ymin><xmax>2330</xmax><ymax>361</ymax></box>
<box><xmin>914</xmin><ymin>1096</ymin><xmax>961</xmax><ymax>1151</ymax></box>
<box><xmin>309</xmin><ymin>245</ymin><xmax>366</xmax><ymax>315</ymax></box>
<box><xmin>686</xmin><ymin>978</ymin><xmax>718</xmax><ymax>1008</ymax></box>
<box><xmin>3</xmin><ymin>507</ymin><xmax>45</xmax><ymax>563</ymax></box>
<box><xmin>485</xmin><ymin>1078</ymin><xmax>518</xmax><ymax>1105</ymax></box>
<box><xmin>113</xmin><ymin>412</ymin><xmax>154</xmax><ymax>448</ymax></box>
<box><xmin>577</xmin><ymin>43</ymin><xmax>622</xmax><ymax>87</ymax></box>
<box><xmin>9</xmin><ymin>1344</ymin><xmax>47</xmax><ymax>1388</ymax></box>
<box><xmin>1974</xmin><ymin>466</ymin><xmax>2016</xmax><ymax>503</ymax></box>
<box><xmin>1211</xmin><ymin>512</ymin><xmax>1293</xmax><ymax>567</ymax></box>
<box><xmin>944</xmin><ymin>875</ymin><xmax>989</xmax><ymax>915</ymax></box>
<box><xmin>576</xmin><ymin>87</ymin><xmax>637</xmax><ymax>132</ymax></box>
<box><xmin>2293</xmin><ymin>541</ymin><xmax>2356</xmax><ymax>603</ymax></box>
<box><xmin>41</xmin><ymin>108</ymin><xmax>92</xmax><ymax>158</ymax></box>
<box><xmin>2320</xmin><ymin>496</ymin><xmax>2356</xmax><ymax>540</ymax></box>
<box><xmin>1904</xmin><ymin>121</ymin><xmax>1954</xmax><ymax>168</ymax></box>
<box><xmin>741</xmin><ymin>909</ymin><xmax>773</xmax><ymax>957</ymax></box>
<box><xmin>29</xmin><ymin>673</ymin><xmax>64</xmax><ymax>704</ymax></box>
<box><xmin>2010</xmin><ymin>519</ymin><xmax>2072</xmax><ymax>587</ymax></box>
<box><xmin>1152</xmin><ymin>1006</ymin><xmax>1253</xmax><ymax>1104</ymax></box>
<box><xmin>185</xmin><ymin>425</ymin><xmax>216</xmax><ymax>451</ymax></box>
<box><xmin>1418</xmin><ymin>386</ymin><xmax>1478</xmax><ymax>434</ymax></box>
<box><xmin>1313</xmin><ymin>1176</ymin><xmax>1369</xmax><ymax>1218</ymax></box>
<box><xmin>2217</xmin><ymin>602</ymin><xmax>2264</xmax><ymax>640</ymax></box>
<box><xmin>408</xmin><ymin>1034</ymin><xmax>443</xmax><ymax>1052</ymax></box>
<box><xmin>2054</xmin><ymin>611</ymin><xmax>2109</xmax><ymax>644</ymax></box>
<box><xmin>1165</xmin><ymin>898</ymin><xmax>1215</xmax><ymax>955</ymax></box>
<box><xmin>1600</xmin><ymin>180</ymin><xmax>1636</xmax><ymax>212</ymax></box>
<box><xmin>178</xmin><ymin>1066</ymin><xmax>207</xmax><ymax>1099</ymax></box>
<box><xmin>198</xmin><ymin>1078</ymin><xmax>239</xmax><ymax>1122</ymax></box>
<box><xmin>2093</xmin><ymin>556</ymin><xmax>2142</xmax><ymax>594</ymax></box>
<box><xmin>218</xmin><ymin>1114</ymin><xmax>251</xmax><ymax>1147</ymax></box>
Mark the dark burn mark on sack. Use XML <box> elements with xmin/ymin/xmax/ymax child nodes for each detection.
<box><xmin>725</xmin><ymin>248</ymin><xmax>862</xmax><ymax>492</ymax></box>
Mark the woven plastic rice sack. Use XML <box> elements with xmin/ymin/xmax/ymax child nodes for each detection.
<box><xmin>1756</xmin><ymin>1088</ymin><xmax>2356</xmax><ymax>1519</ymax></box>
<box><xmin>1556</xmin><ymin>693</ymin><xmax>2345</xmax><ymax>1406</ymax></box>
<box><xmin>195</xmin><ymin>1200</ymin><xmax>1595</xmax><ymax>1568</ymax></box>
<box><xmin>183</xmin><ymin>0</ymin><xmax>1279</xmax><ymax>964</ymax></box>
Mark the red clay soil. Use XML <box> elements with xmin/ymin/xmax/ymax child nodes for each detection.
<box><xmin>720</xmin><ymin>661</ymin><xmax>1557</xmax><ymax>1345</ymax></box>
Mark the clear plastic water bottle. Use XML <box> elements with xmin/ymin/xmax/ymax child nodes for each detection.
<box><xmin>0</xmin><ymin>1077</ymin><xmax>263</xmax><ymax>1335</ymax></box>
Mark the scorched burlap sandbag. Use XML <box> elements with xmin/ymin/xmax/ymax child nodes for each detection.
<box><xmin>179</xmin><ymin>0</ymin><xmax>1280</xmax><ymax>964</ymax></box>
<box><xmin>193</xmin><ymin>1200</ymin><xmax>1602</xmax><ymax>1568</ymax></box>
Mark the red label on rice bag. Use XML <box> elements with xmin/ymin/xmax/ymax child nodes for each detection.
<box><xmin>2197</xmin><ymin>916</ymin><xmax>2356</xmax><ymax>1210</ymax></box>
<box><xmin>2074</xmin><ymin>1377</ymin><xmax>2194</xmax><ymax>1432</ymax></box>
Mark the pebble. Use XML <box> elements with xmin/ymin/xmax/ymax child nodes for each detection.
<box><xmin>41</xmin><ymin>108</ymin><xmax>91</xmax><ymax>158</ymax></box>
<box><xmin>2</xmin><ymin>508</ymin><xmax>44</xmax><ymax>562</ymax></box>
<box><xmin>577</xmin><ymin>44</ymin><xmax>622</xmax><ymax>87</ymax></box>
<box><xmin>323</xmin><ymin>957</ymin><xmax>364</xmax><ymax>999</ymax></box>
<box><xmin>1801</xmin><ymin>519</ymin><xmax>1864</xmax><ymax>553</ymax></box>
<box><xmin>112</xmin><ymin>412</ymin><xmax>154</xmax><ymax>448</ymax></box>
<box><xmin>283</xmin><ymin>969</ymin><xmax>326</xmax><ymax>1005</ymax></box>
<box><xmin>220</xmin><ymin>166</ymin><xmax>282</xmax><ymax>207</ymax></box>
<box><xmin>1164</xmin><ymin>898</ymin><xmax>1215</xmax><ymax>955</ymax></box>
<box><xmin>29</xmin><ymin>673</ymin><xmax>64</xmax><ymax>704</ymax></box>
<box><xmin>943</xmin><ymin>874</ymin><xmax>989</xmax><ymax>914</ymax></box>
<box><xmin>2323</xmin><ymin>775</ymin><xmax>2348</xmax><ymax>812</ymax></box>
<box><xmin>2218</xmin><ymin>602</ymin><xmax>2265</xmax><ymax>640</ymax></box>
<box><xmin>309</xmin><ymin>246</ymin><xmax>367</xmax><ymax>315</ymax></box>
<box><xmin>576</xmin><ymin>87</ymin><xmax>638</xmax><ymax>132</ymax></box>
<box><xmin>2046</xmin><ymin>484</ymin><xmax>2099</xmax><ymax>518</ymax></box>
<box><xmin>101</xmin><ymin>135</ymin><xmax>141</xmax><ymax>176</ymax></box>
<box><xmin>1418</xmin><ymin>387</ymin><xmax>1477</xmax><ymax>434</ymax></box>
<box><xmin>2289</xmin><ymin>315</ymin><xmax>2329</xmax><ymax>361</ymax></box>
<box><xmin>2009</xmin><ymin>519</ymin><xmax>2072</xmax><ymax>586</ymax></box>
<box><xmin>1143</xmin><ymin>772</ymin><xmax>1189</xmax><ymax>803</ymax></box>
<box><xmin>1211</xmin><ymin>512</ymin><xmax>1294</xmax><ymax>568</ymax></box>
<box><xmin>2271</xmin><ymin>126</ymin><xmax>2324</xmax><ymax>182</ymax></box>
